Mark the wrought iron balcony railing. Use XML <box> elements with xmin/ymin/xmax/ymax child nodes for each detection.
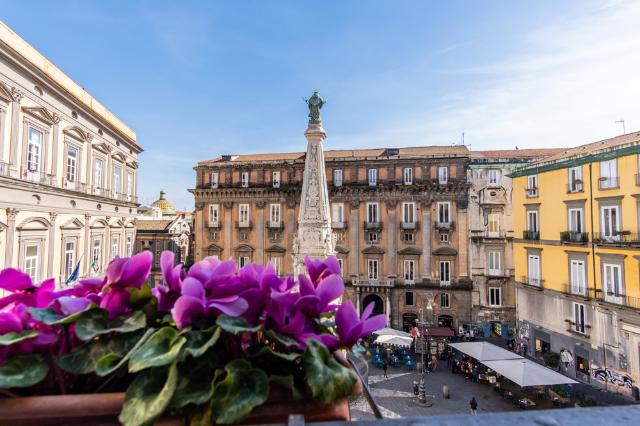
<box><xmin>434</xmin><ymin>221</ymin><xmax>455</xmax><ymax>231</ymax></box>
<box><xmin>235</xmin><ymin>221</ymin><xmax>252</xmax><ymax>229</ymax></box>
<box><xmin>560</xmin><ymin>283</ymin><xmax>600</xmax><ymax>299</ymax></box>
<box><xmin>364</xmin><ymin>221</ymin><xmax>383</xmax><ymax>230</ymax></box>
<box><xmin>525</xmin><ymin>187</ymin><xmax>538</xmax><ymax>197</ymax></box>
<box><xmin>518</xmin><ymin>276</ymin><xmax>544</xmax><ymax>289</ymax></box>
<box><xmin>592</xmin><ymin>232</ymin><xmax>639</xmax><ymax>245</ymax></box>
<box><xmin>522</xmin><ymin>230</ymin><xmax>540</xmax><ymax>240</ymax></box>
<box><xmin>400</xmin><ymin>221</ymin><xmax>419</xmax><ymax>230</ymax></box>
<box><xmin>560</xmin><ymin>231</ymin><xmax>589</xmax><ymax>244</ymax></box>
<box><xmin>331</xmin><ymin>221</ymin><xmax>347</xmax><ymax>229</ymax></box>
<box><xmin>352</xmin><ymin>278</ymin><xmax>394</xmax><ymax>287</ymax></box>
<box><xmin>22</xmin><ymin>168</ymin><xmax>56</xmax><ymax>186</ymax></box>
<box><xmin>598</xmin><ymin>176</ymin><xmax>619</xmax><ymax>189</ymax></box>
<box><xmin>266</xmin><ymin>221</ymin><xmax>283</xmax><ymax>229</ymax></box>
<box><xmin>566</xmin><ymin>182</ymin><xmax>584</xmax><ymax>193</ymax></box>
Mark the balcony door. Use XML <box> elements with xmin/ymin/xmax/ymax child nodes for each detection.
<box><xmin>569</xmin><ymin>208</ymin><xmax>583</xmax><ymax>233</ymax></box>
<box><xmin>367</xmin><ymin>203</ymin><xmax>378</xmax><ymax>224</ymax></box>
<box><xmin>570</xmin><ymin>260</ymin><xmax>586</xmax><ymax>296</ymax></box>
<box><xmin>402</xmin><ymin>202</ymin><xmax>415</xmax><ymax>224</ymax></box>
<box><xmin>603</xmin><ymin>263</ymin><xmax>623</xmax><ymax>304</ymax></box>
<box><xmin>367</xmin><ymin>259</ymin><xmax>379</xmax><ymax>280</ymax></box>
<box><xmin>600</xmin><ymin>205</ymin><xmax>620</xmax><ymax>241</ymax></box>
<box><xmin>527</xmin><ymin>254</ymin><xmax>541</xmax><ymax>286</ymax></box>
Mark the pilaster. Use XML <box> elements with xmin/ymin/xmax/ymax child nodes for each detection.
<box><xmin>255</xmin><ymin>201</ymin><xmax>265</xmax><ymax>265</ymax></box>
<box><xmin>8</xmin><ymin>89</ymin><xmax>22</xmax><ymax>173</ymax></box>
<box><xmin>47</xmin><ymin>212</ymin><xmax>57</xmax><ymax>277</ymax></box>
<box><xmin>422</xmin><ymin>201</ymin><xmax>432</xmax><ymax>278</ymax></box>
<box><xmin>349</xmin><ymin>200</ymin><xmax>360</xmax><ymax>278</ymax></box>
<box><xmin>50</xmin><ymin>114</ymin><xmax>61</xmax><ymax>181</ymax></box>
<box><xmin>386</xmin><ymin>200</ymin><xmax>398</xmax><ymax>279</ymax></box>
<box><xmin>223</xmin><ymin>202</ymin><xmax>233</xmax><ymax>261</ymax></box>
<box><xmin>4</xmin><ymin>208</ymin><xmax>18</xmax><ymax>267</ymax></box>
<box><xmin>84</xmin><ymin>214</ymin><xmax>91</xmax><ymax>274</ymax></box>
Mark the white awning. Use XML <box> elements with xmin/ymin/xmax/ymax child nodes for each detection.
<box><xmin>373</xmin><ymin>327</ymin><xmax>411</xmax><ymax>338</ymax></box>
<box><xmin>374</xmin><ymin>335</ymin><xmax>413</xmax><ymax>347</ymax></box>
<box><xmin>448</xmin><ymin>341</ymin><xmax>523</xmax><ymax>361</ymax></box>
<box><xmin>483</xmin><ymin>359</ymin><xmax>578</xmax><ymax>387</ymax></box>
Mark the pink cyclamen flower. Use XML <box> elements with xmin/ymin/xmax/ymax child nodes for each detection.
<box><xmin>335</xmin><ymin>300</ymin><xmax>386</xmax><ymax>348</ymax></box>
<box><xmin>99</xmin><ymin>251</ymin><xmax>152</xmax><ymax>318</ymax></box>
<box><xmin>304</xmin><ymin>256</ymin><xmax>341</xmax><ymax>285</ymax></box>
<box><xmin>152</xmin><ymin>251</ymin><xmax>184</xmax><ymax>312</ymax></box>
<box><xmin>0</xmin><ymin>268</ymin><xmax>57</xmax><ymax>310</ymax></box>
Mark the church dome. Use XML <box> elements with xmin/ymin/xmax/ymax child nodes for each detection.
<box><xmin>151</xmin><ymin>190</ymin><xmax>176</xmax><ymax>216</ymax></box>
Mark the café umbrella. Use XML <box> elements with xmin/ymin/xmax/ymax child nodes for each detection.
<box><xmin>373</xmin><ymin>327</ymin><xmax>411</xmax><ymax>338</ymax></box>
<box><xmin>374</xmin><ymin>334</ymin><xmax>413</xmax><ymax>347</ymax></box>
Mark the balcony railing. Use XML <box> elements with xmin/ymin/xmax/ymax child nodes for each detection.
<box><xmin>92</xmin><ymin>186</ymin><xmax>104</xmax><ymax>196</ymax></box>
<box><xmin>598</xmin><ymin>294</ymin><xmax>640</xmax><ymax>309</ymax></box>
<box><xmin>434</xmin><ymin>221</ymin><xmax>455</xmax><ymax>231</ymax></box>
<box><xmin>266</xmin><ymin>221</ymin><xmax>283</xmax><ymax>229</ymax></box>
<box><xmin>331</xmin><ymin>221</ymin><xmax>347</xmax><ymax>229</ymax></box>
<box><xmin>560</xmin><ymin>231</ymin><xmax>589</xmax><ymax>244</ymax></box>
<box><xmin>208</xmin><ymin>221</ymin><xmax>221</xmax><ymax>229</ymax></box>
<box><xmin>21</xmin><ymin>168</ymin><xmax>56</xmax><ymax>186</ymax></box>
<box><xmin>560</xmin><ymin>283</ymin><xmax>600</xmax><ymax>299</ymax></box>
<box><xmin>598</xmin><ymin>176</ymin><xmax>619</xmax><ymax>189</ymax></box>
<box><xmin>0</xmin><ymin>161</ymin><xmax>10</xmax><ymax>177</ymax></box>
<box><xmin>566</xmin><ymin>182</ymin><xmax>584</xmax><ymax>193</ymax></box>
<box><xmin>525</xmin><ymin>187</ymin><xmax>538</xmax><ymax>197</ymax></box>
<box><xmin>519</xmin><ymin>276</ymin><xmax>544</xmax><ymax>289</ymax></box>
<box><xmin>400</xmin><ymin>221</ymin><xmax>418</xmax><ymax>230</ymax></box>
<box><xmin>522</xmin><ymin>230</ymin><xmax>540</xmax><ymax>240</ymax></box>
<box><xmin>352</xmin><ymin>278</ymin><xmax>394</xmax><ymax>287</ymax></box>
<box><xmin>63</xmin><ymin>179</ymin><xmax>87</xmax><ymax>192</ymax></box>
<box><xmin>235</xmin><ymin>221</ymin><xmax>252</xmax><ymax>229</ymax></box>
<box><xmin>364</xmin><ymin>221</ymin><xmax>383</xmax><ymax>230</ymax></box>
<box><xmin>593</xmin><ymin>232</ymin><xmax>639</xmax><ymax>245</ymax></box>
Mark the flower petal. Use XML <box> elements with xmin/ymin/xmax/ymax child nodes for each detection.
<box><xmin>182</xmin><ymin>277</ymin><xmax>205</xmax><ymax>299</ymax></box>
<box><xmin>55</xmin><ymin>296</ymin><xmax>92</xmax><ymax>316</ymax></box>
<box><xmin>0</xmin><ymin>268</ymin><xmax>33</xmax><ymax>291</ymax></box>
<box><xmin>172</xmin><ymin>295</ymin><xmax>205</xmax><ymax>328</ymax></box>
<box><xmin>316</xmin><ymin>274</ymin><xmax>344</xmax><ymax>306</ymax></box>
<box><xmin>207</xmin><ymin>297</ymin><xmax>248</xmax><ymax>317</ymax></box>
<box><xmin>117</xmin><ymin>251</ymin><xmax>153</xmax><ymax>289</ymax></box>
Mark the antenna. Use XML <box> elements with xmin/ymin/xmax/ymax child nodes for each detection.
<box><xmin>461</xmin><ymin>132</ymin><xmax>465</xmax><ymax>146</ymax></box>
<box><xmin>615</xmin><ymin>119</ymin><xmax>626</xmax><ymax>135</ymax></box>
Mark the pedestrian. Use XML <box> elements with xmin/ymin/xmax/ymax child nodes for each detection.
<box><xmin>383</xmin><ymin>361</ymin><xmax>388</xmax><ymax>378</ymax></box>
<box><xmin>470</xmin><ymin>397</ymin><xmax>478</xmax><ymax>415</ymax></box>
<box><xmin>431</xmin><ymin>354</ymin><xmax>438</xmax><ymax>372</ymax></box>
<box><xmin>427</xmin><ymin>360</ymin><xmax>433</xmax><ymax>373</ymax></box>
<box><xmin>446</xmin><ymin>350</ymin><xmax>452</xmax><ymax>367</ymax></box>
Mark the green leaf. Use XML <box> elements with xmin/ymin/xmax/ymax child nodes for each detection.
<box><xmin>56</xmin><ymin>330</ymin><xmax>146</xmax><ymax>374</ymax></box>
<box><xmin>118</xmin><ymin>362</ymin><xmax>178</xmax><ymax>426</ymax></box>
<box><xmin>216</xmin><ymin>315</ymin><xmax>261</xmax><ymax>334</ymax></box>
<box><xmin>188</xmin><ymin>400</ymin><xmax>214</xmax><ymax>426</ymax></box>
<box><xmin>0</xmin><ymin>330</ymin><xmax>38</xmax><ymax>346</ymax></box>
<box><xmin>28</xmin><ymin>304</ymin><xmax>95</xmax><ymax>325</ymax></box>
<box><xmin>0</xmin><ymin>354</ymin><xmax>49</xmax><ymax>388</ymax></box>
<box><xmin>95</xmin><ymin>329</ymin><xmax>154</xmax><ymax>376</ymax></box>
<box><xmin>127</xmin><ymin>281</ymin><xmax>153</xmax><ymax>308</ymax></box>
<box><xmin>303</xmin><ymin>339</ymin><xmax>356</xmax><ymax>404</ymax></box>
<box><xmin>265</xmin><ymin>330</ymin><xmax>298</xmax><ymax>348</ymax></box>
<box><xmin>128</xmin><ymin>327</ymin><xmax>186</xmax><ymax>373</ymax></box>
<box><xmin>183</xmin><ymin>327</ymin><xmax>221</xmax><ymax>359</ymax></box>
<box><xmin>75</xmin><ymin>309</ymin><xmax>146</xmax><ymax>341</ymax></box>
<box><xmin>211</xmin><ymin>359</ymin><xmax>268</xmax><ymax>424</ymax></box>
<box><xmin>270</xmin><ymin>374</ymin><xmax>304</xmax><ymax>400</ymax></box>
<box><xmin>170</xmin><ymin>358</ymin><xmax>220</xmax><ymax>409</ymax></box>
<box><xmin>247</xmin><ymin>345</ymin><xmax>301</xmax><ymax>362</ymax></box>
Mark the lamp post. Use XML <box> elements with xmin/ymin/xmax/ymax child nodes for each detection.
<box><xmin>416</xmin><ymin>302</ymin><xmax>433</xmax><ymax>406</ymax></box>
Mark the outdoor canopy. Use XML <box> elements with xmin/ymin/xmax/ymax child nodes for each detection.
<box><xmin>373</xmin><ymin>327</ymin><xmax>411</xmax><ymax>338</ymax></box>
<box><xmin>482</xmin><ymin>359</ymin><xmax>578</xmax><ymax>387</ymax></box>
<box><xmin>448</xmin><ymin>341</ymin><xmax>523</xmax><ymax>361</ymax></box>
<box><xmin>374</xmin><ymin>335</ymin><xmax>413</xmax><ymax>347</ymax></box>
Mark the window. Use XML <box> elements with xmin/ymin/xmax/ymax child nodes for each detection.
<box><xmin>126</xmin><ymin>236</ymin><xmax>133</xmax><ymax>256</ymax></box>
<box><xmin>573</xmin><ymin>303</ymin><xmax>586</xmax><ymax>334</ymax></box>
<box><xmin>210</xmin><ymin>172</ymin><xmax>219</xmax><ymax>188</ymax></box>
<box><xmin>569</xmin><ymin>208</ymin><xmax>583</xmax><ymax>233</ymax></box>
<box><xmin>487</xmin><ymin>213</ymin><xmax>500</xmax><ymax>235</ymax></box>
<box><xmin>94</xmin><ymin>158</ymin><xmax>103</xmax><ymax>193</ymax></box>
<box><xmin>438</xmin><ymin>166</ymin><xmax>448</xmax><ymax>184</ymax></box>
<box><xmin>367</xmin><ymin>232</ymin><xmax>378</xmax><ymax>243</ymax></box>
<box><xmin>440</xmin><ymin>293</ymin><xmax>450</xmax><ymax>308</ymax></box>
<box><xmin>600</xmin><ymin>205</ymin><xmax>620</xmax><ymax>240</ymax></box>
<box><xmin>111</xmin><ymin>236</ymin><xmax>119</xmax><ymax>260</ymax></box>
<box><xmin>27</xmin><ymin>127</ymin><xmax>43</xmax><ymax>172</ymax></box>
<box><xmin>439</xmin><ymin>233</ymin><xmax>449</xmax><ymax>243</ymax></box>
<box><xmin>403</xmin><ymin>167</ymin><xmax>413</xmax><ymax>185</ymax></box>
<box><xmin>24</xmin><ymin>244</ymin><xmax>39</xmax><ymax>282</ymax></box>
<box><xmin>439</xmin><ymin>260</ymin><xmax>451</xmax><ymax>285</ymax></box>
<box><xmin>208</xmin><ymin>204</ymin><xmax>219</xmax><ymax>227</ymax></box>
<box><xmin>603</xmin><ymin>263</ymin><xmax>623</xmax><ymax>304</ymax></box>
<box><xmin>238</xmin><ymin>256</ymin><xmax>250</xmax><ymax>268</ymax></box>
<box><xmin>64</xmin><ymin>241</ymin><xmax>75</xmax><ymax>279</ymax></box>
<box><xmin>600</xmin><ymin>159</ymin><xmax>618</xmax><ymax>188</ymax></box>
<box><xmin>570</xmin><ymin>260</ymin><xmax>586</xmax><ymax>295</ymax></box>
<box><xmin>270</xmin><ymin>257</ymin><xmax>282</xmax><ymax>275</ymax></box>
<box><xmin>367</xmin><ymin>202</ymin><xmax>379</xmax><ymax>223</ymax></box>
<box><xmin>404</xmin><ymin>260</ymin><xmax>415</xmax><ymax>283</ymax></box>
<box><xmin>568</xmin><ymin>166</ymin><xmax>583</xmax><ymax>192</ymax></box>
<box><xmin>367</xmin><ymin>259</ymin><xmax>379</xmax><ymax>280</ymax></box>
<box><xmin>527</xmin><ymin>175</ymin><xmax>538</xmax><ymax>196</ymax></box>
<box><xmin>112</xmin><ymin>165</ymin><xmax>121</xmax><ymax>198</ymax></box>
<box><xmin>405</xmin><ymin>292</ymin><xmax>414</xmax><ymax>306</ymax></box>
<box><xmin>527</xmin><ymin>254</ymin><xmax>541</xmax><ymax>286</ymax></box>
<box><xmin>526</xmin><ymin>210</ymin><xmax>539</xmax><ymax>233</ymax></box>
<box><xmin>239</xmin><ymin>204</ymin><xmax>250</xmax><ymax>226</ymax></box>
<box><xmin>126</xmin><ymin>172</ymin><xmax>133</xmax><ymax>200</ymax></box>
<box><xmin>333</xmin><ymin>169</ymin><xmax>343</xmax><ymax>187</ymax></box>
<box><xmin>404</xmin><ymin>232</ymin><xmax>414</xmax><ymax>243</ymax></box>
<box><xmin>437</xmin><ymin>202</ymin><xmax>450</xmax><ymax>224</ymax></box>
<box><xmin>91</xmin><ymin>239</ymin><xmax>101</xmax><ymax>273</ymax></box>
<box><xmin>488</xmin><ymin>251</ymin><xmax>501</xmax><ymax>275</ymax></box>
<box><xmin>337</xmin><ymin>258</ymin><xmax>344</xmax><ymax>276</ymax></box>
<box><xmin>331</xmin><ymin>203</ymin><xmax>344</xmax><ymax>223</ymax></box>
<box><xmin>241</xmin><ymin>171</ymin><xmax>249</xmax><ymax>187</ymax></box>
<box><xmin>402</xmin><ymin>202</ymin><xmax>415</xmax><ymax>224</ymax></box>
<box><xmin>270</xmin><ymin>171</ymin><xmax>280</xmax><ymax>188</ymax></box>
<box><xmin>488</xmin><ymin>169</ymin><xmax>499</xmax><ymax>186</ymax></box>
<box><xmin>66</xmin><ymin>147</ymin><xmax>78</xmax><ymax>183</ymax></box>
<box><xmin>269</xmin><ymin>204</ymin><xmax>281</xmax><ymax>227</ymax></box>
<box><xmin>489</xmin><ymin>287</ymin><xmax>502</xmax><ymax>306</ymax></box>
<box><xmin>368</xmin><ymin>168</ymin><xmax>377</xmax><ymax>186</ymax></box>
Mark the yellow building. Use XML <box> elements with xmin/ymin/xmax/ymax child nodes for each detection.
<box><xmin>511</xmin><ymin>133</ymin><xmax>640</xmax><ymax>395</ymax></box>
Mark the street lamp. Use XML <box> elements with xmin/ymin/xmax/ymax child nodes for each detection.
<box><xmin>416</xmin><ymin>302</ymin><xmax>433</xmax><ymax>406</ymax></box>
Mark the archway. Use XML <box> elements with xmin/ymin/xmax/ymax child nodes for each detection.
<box><xmin>438</xmin><ymin>315</ymin><xmax>454</xmax><ymax>328</ymax></box>
<box><xmin>361</xmin><ymin>294</ymin><xmax>384</xmax><ymax>316</ymax></box>
<box><xmin>402</xmin><ymin>313</ymin><xmax>418</xmax><ymax>332</ymax></box>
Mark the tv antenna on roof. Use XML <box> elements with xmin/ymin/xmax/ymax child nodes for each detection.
<box><xmin>615</xmin><ymin>119</ymin><xmax>626</xmax><ymax>135</ymax></box>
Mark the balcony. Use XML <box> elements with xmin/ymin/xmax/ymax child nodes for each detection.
<box><xmin>636</xmin><ymin>173</ymin><xmax>640</xmax><ymax>186</ymax></box>
<box><xmin>352</xmin><ymin>278</ymin><xmax>394</xmax><ymax>287</ymax></box>
<box><xmin>598</xmin><ymin>176</ymin><xmax>619</xmax><ymax>190</ymax></box>
<box><xmin>471</xmin><ymin>229</ymin><xmax>509</xmax><ymax>240</ymax></box>
<box><xmin>525</xmin><ymin>187</ymin><xmax>538</xmax><ymax>197</ymax></box>
<box><xmin>434</xmin><ymin>221</ymin><xmax>455</xmax><ymax>231</ymax></box>
<box><xmin>400</xmin><ymin>221</ymin><xmax>419</xmax><ymax>230</ymax></box>
<box><xmin>22</xmin><ymin>168</ymin><xmax>56</xmax><ymax>186</ymax></box>
<box><xmin>235</xmin><ymin>221</ymin><xmax>252</xmax><ymax>229</ymax></box>
<box><xmin>92</xmin><ymin>186</ymin><xmax>104</xmax><ymax>196</ymax></box>
<box><xmin>208</xmin><ymin>221</ymin><xmax>221</xmax><ymax>229</ymax></box>
<box><xmin>560</xmin><ymin>231</ymin><xmax>589</xmax><ymax>244</ymax></box>
<box><xmin>560</xmin><ymin>283</ymin><xmax>599</xmax><ymax>299</ymax></box>
<box><xmin>566</xmin><ymin>182</ymin><xmax>584</xmax><ymax>193</ymax></box>
<box><xmin>62</xmin><ymin>179</ymin><xmax>86</xmax><ymax>192</ymax></box>
<box><xmin>522</xmin><ymin>230</ymin><xmax>540</xmax><ymax>240</ymax></box>
<box><xmin>0</xmin><ymin>161</ymin><xmax>10</xmax><ymax>177</ymax></box>
<box><xmin>364</xmin><ymin>221</ymin><xmax>383</xmax><ymax>230</ymax></box>
<box><xmin>518</xmin><ymin>276</ymin><xmax>544</xmax><ymax>289</ymax></box>
<box><xmin>331</xmin><ymin>221</ymin><xmax>347</xmax><ymax>229</ymax></box>
<box><xmin>598</xmin><ymin>293</ymin><xmax>640</xmax><ymax>309</ymax></box>
<box><xmin>593</xmin><ymin>232</ymin><xmax>639</xmax><ymax>245</ymax></box>
<box><xmin>266</xmin><ymin>221</ymin><xmax>283</xmax><ymax>229</ymax></box>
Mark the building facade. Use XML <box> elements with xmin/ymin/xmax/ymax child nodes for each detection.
<box><xmin>191</xmin><ymin>146</ymin><xmax>474</xmax><ymax>330</ymax></box>
<box><xmin>512</xmin><ymin>133</ymin><xmax>640</xmax><ymax>395</ymax></box>
<box><xmin>0</xmin><ymin>21</ymin><xmax>141</xmax><ymax>284</ymax></box>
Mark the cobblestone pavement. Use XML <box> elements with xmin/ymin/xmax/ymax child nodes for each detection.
<box><xmin>350</xmin><ymin>362</ymin><xmax>522</xmax><ymax>420</ymax></box>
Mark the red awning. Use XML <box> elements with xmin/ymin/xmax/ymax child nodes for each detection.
<box><xmin>424</xmin><ymin>327</ymin><xmax>454</xmax><ymax>337</ymax></box>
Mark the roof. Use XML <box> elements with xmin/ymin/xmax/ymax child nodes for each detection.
<box><xmin>0</xmin><ymin>20</ymin><xmax>136</xmax><ymax>145</ymax></box>
<box><xmin>474</xmin><ymin>148</ymin><xmax>564</xmax><ymax>160</ymax></box>
<box><xmin>135</xmin><ymin>220</ymin><xmax>172</xmax><ymax>232</ymax></box>
<box><xmin>150</xmin><ymin>190</ymin><xmax>176</xmax><ymax>216</ymax></box>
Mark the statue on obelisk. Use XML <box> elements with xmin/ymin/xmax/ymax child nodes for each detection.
<box><xmin>292</xmin><ymin>92</ymin><xmax>335</xmax><ymax>276</ymax></box>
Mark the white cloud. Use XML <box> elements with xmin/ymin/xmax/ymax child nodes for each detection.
<box><xmin>341</xmin><ymin>0</ymin><xmax>640</xmax><ymax>151</ymax></box>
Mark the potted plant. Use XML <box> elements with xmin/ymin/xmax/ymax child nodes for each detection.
<box><xmin>0</xmin><ymin>252</ymin><xmax>383</xmax><ymax>425</ymax></box>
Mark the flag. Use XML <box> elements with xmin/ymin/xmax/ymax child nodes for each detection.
<box><xmin>65</xmin><ymin>256</ymin><xmax>82</xmax><ymax>286</ymax></box>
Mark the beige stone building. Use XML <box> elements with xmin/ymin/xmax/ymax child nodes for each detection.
<box><xmin>190</xmin><ymin>146</ymin><xmax>474</xmax><ymax>330</ymax></box>
<box><xmin>0</xmin><ymin>21</ymin><xmax>141</xmax><ymax>284</ymax></box>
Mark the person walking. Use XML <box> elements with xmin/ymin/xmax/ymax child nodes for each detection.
<box><xmin>431</xmin><ymin>354</ymin><xmax>438</xmax><ymax>372</ymax></box>
<box><xmin>470</xmin><ymin>397</ymin><xmax>478</xmax><ymax>415</ymax></box>
<box><xmin>383</xmin><ymin>361</ymin><xmax>388</xmax><ymax>378</ymax></box>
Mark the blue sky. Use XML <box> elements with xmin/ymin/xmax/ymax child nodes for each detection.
<box><xmin>1</xmin><ymin>0</ymin><xmax>639</xmax><ymax>209</ymax></box>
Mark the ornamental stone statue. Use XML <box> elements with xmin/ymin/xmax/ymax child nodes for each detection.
<box><xmin>305</xmin><ymin>91</ymin><xmax>325</xmax><ymax>124</ymax></box>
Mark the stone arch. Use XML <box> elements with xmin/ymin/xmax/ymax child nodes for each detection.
<box><xmin>63</xmin><ymin>126</ymin><xmax>92</xmax><ymax>142</ymax></box>
<box><xmin>90</xmin><ymin>218</ymin><xmax>109</xmax><ymax>228</ymax></box>
<box><xmin>17</xmin><ymin>216</ymin><xmax>50</xmax><ymax>230</ymax></box>
<box><xmin>361</xmin><ymin>293</ymin><xmax>384</xmax><ymax>316</ymax></box>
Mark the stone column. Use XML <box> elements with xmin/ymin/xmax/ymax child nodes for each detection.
<box><xmin>285</xmin><ymin>200</ymin><xmax>296</xmax><ymax>274</ymax></box>
<box><xmin>386</xmin><ymin>291</ymin><xmax>391</xmax><ymax>326</ymax></box>
<box><xmin>349</xmin><ymin>200</ymin><xmax>360</xmax><ymax>278</ymax></box>
<box><xmin>47</xmin><ymin>212</ymin><xmax>57</xmax><ymax>278</ymax></box>
<box><xmin>255</xmin><ymin>201</ymin><xmax>265</xmax><ymax>265</ymax></box>
<box><xmin>386</xmin><ymin>200</ymin><xmax>397</xmax><ymax>279</ymax></box>
<box><xmin>86</xmin><ymin>143</ymin><xmax>93</xmax><ymax>191</ymax></box>
<box><xmin>104</xmin><ymin>217</ymin><xmax>111</xmax><ymax>266</ymax></box>
<box><xmin>356</xmin><ymin>289</ymin><xmax>361</xmax><ymax>313</ymax></box>
<box><xmin>84</xmin><ymin>214</ymin><xmax>91</xmax><ymax>274</ymax></box>
<box><xmin>4</xmin><ymin>208</ymin><xmax>18</xmax><ymax>267</ymax></box>
<box><xmin>0</xmin><ymin>108</ymin><xmax>6</xmax><ymax>163</ymax></box>
<box><xmin>195</xmin><ymin>203</ymin><xmax>205</xmax><ymax>260</ymax></box>
<box><xmin>105</xmin><ymin>155</ymin><xmax>112</xmax><ymax>196</ymax></box>
<box><xmin>120</xmin><ymin>224</ymin><xmax>126</xmax><ymax>257</ymax></box>
<box><xmin>457</xmin><ymin>202</ymin><xmax>469</xmax><ymax>277</ymax></box>
<box><xmin>223</xmin><ymin>202</ymin><xmax>233</xmax><ymax>260</ymax></box>
<box><xmin>422</xmin><ymin>201</ymin><xmax>432</xmax><ymax>279</ymax></box>
<box><xmin>50</xmin><ymin>115</ymin><xmax>61</xmax><ymax>183</ymax></box>
<box><xmin>8</xmin><ymin>90</ymin><xmax>22</xmax><ymax>174</ymax></box>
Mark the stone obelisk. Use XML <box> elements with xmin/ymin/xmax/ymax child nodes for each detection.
<box><xmin>292</xmin><ymin>92</ymin><xmax>335</xmax><ymax>276</ymax></box>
